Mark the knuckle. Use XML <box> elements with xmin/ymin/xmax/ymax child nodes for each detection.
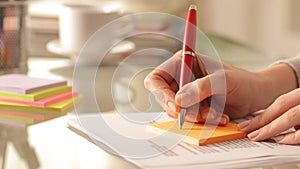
<box><xmin>280</xmin><ymin>132</ymin><xmax>300</xmax><ymax>145</ymax></box>
<box><xmin>253</xmin><ymin>114</ymin><xmax>266</xmax><ymax>124</ymax></box>
<box><xmin>247</xmin><ymin>114</ymin><xmax>269</xmax><ymax>131</ymax></box>
<box><xmin>286</xmin><ymin>107</ymin><xmax>300</xmax><ymax>125</ymax></box>
<box><xmin>273</xmin><ymin>95</ymin><xmax>288</xmax><ymax>110</ymax></box>
<box><xmin>143</xmin><ymin>74</ymin><xmax>153</xmax><ymax>89</ymax></box>
<box><xmin>144</xmin><ymin>73</ymin><xmax>164</xmax><ymax>90</ymax></box>
<box><xmin>152</xmin><ymin>90</ymin><xmax>165</xmax><ymax>103</ymax></box>
<box><xmin>195</xmin><ymin>79</ymin><xmax>207</xmax><ymax>96</ymax></box>
<box><xmin>224</xmin><ymin>70</ymin><xmax>236</xmax><ymax>83</ymax></box>
<box><xmin>284</xmin><ymin>132</ymin><xmax>300</xmax><ymax>144</ymax></box>
<box><xmin>286</xmin><ymin>112</ymin><xmax>296</xmax><ymax>123</ymax></box>
<box><xmin>290</xmin><ymin>133</ymin><xmax>298</xmax><ymax>142</ymax></box>
<box><xmin>293</xmin><ymin>106</ymin><xmax>300</xmax><ymax>116</ymax></box>
<box><xmin>263</xmin><ymin>123</ymin><xmax>275</xmax><ymax>135</ymax></box>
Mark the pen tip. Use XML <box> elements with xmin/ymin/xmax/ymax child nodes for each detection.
<box><xmin>189</xmin><ymin>4</ymin><xmax>197</xmax><ymax>10</ymax></box>
<box><xmin>179</xmin><ymin>109</ymin><xmax>186</xmax><ymax>129</ymax></box>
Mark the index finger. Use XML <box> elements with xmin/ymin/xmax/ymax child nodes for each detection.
<box><xmin>144</xmin><ymin>51</ymin><xmax>182</xmax><ymax>117</ymax></box>
<box><xmin>144</xmin><ymin>51</ymin><xmax>182</xmax><ymax>92</ymax></box>
<box><xmin>239</xmin><ymin>89</ymin><xmax>300</xmax><ymax>133</ymax></box>
<box><xmin>248</xmin><ymin>104</ymin><xmax>300</xmax><ymax>141</ymax></box>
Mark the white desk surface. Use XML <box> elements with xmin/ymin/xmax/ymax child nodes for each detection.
<box><xmin>3</xmin><ymin>35</ymin><xmax>300</xmax><ymax>169</ymax></box>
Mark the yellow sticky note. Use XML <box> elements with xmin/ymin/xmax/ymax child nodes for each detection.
<box><xmin>0</xmin><ymin>86</ymin><xmax>72</xmax><ymax>101</ymax></box>
<box><xmin>147</xmin><ymin>121</ymin><xmax>247</xmax><ymax>146</ymax></box>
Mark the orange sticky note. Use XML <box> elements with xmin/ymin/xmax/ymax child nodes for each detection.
<box><xmin>147</xmin><ymin>121</ymin><xmax>247</xmax><ymax>146</ymax></box>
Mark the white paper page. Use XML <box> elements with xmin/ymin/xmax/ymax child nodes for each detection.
<box><xmin>158</xmin><ymin>156</ymin><xmax>300</xmax><ymax>169</ymax></box>
<box><xmin>68</xmin><ymin>112</ymin><xmax>300</xmax><ymax>169</ymax></box>
<box><xmin>133</xmin><ymin>139</ymin><xmax>300</xmax><ymax>168</ymax></box>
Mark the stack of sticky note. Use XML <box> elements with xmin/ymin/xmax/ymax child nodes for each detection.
<box><xmin>0</xmin><ymin>74</ymin><xmax>81</xmax><ymax>125</ymax></box>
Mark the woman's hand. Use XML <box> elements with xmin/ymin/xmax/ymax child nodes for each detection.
<box><xmin>239</xmin><ymin>88</ymin><xmax>300</xmax><ymax>145</ymax></box>
<box><xmin>144</xmin><ymin>51</ymin><xmax>295</xmax><ymax>124</ymax></box>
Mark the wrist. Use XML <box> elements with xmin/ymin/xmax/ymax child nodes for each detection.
<box><xmin>252</xmin><ymin>63</ymin><xmax>297</xmax><ymax>111</ymax></box>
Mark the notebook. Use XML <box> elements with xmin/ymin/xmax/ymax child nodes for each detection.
<box><xmin>147</xmin><ymin>120</ymin><xmax>247</xmax><ymax>145</ymax></box>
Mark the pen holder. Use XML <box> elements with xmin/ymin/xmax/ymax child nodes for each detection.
<box><xmin>0</xmin><ymin>1</ymin><xmax>28</xmax><ymax>75</ymax></box>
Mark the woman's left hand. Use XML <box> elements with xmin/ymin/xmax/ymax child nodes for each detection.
<box><xmin>239</xmin><ymin>88</ymin><xmax>300</xmax><ymax>145</ymax></box>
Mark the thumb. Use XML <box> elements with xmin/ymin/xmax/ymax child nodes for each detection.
<box><xmin>175</xmin><ymin>72</ymin><xmax>226</xmax><ymax>108</ymax></box>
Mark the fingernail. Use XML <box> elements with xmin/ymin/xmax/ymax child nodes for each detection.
<box><xmin>177</xmin><ymin>93</ymin><xmax>191</xmax><ymax>105</ymax></box>
<box><xmin>238</xmin><ymin>120</ymin><xmax>250</xmax><ymax>131</ymax></box>
<box><xmin>248</xmin><ymin>129</ymin><xmax>260</xmax><ymax>140</ymax></box>
<box><xmin>220</xmin><ymin>117</ymin><xmax>228</xmax><ymax>125</ymax></box>
<box><xmin>273</xmin><ymin>135</ymin><xmax>285</xmax><ymax>143</ymax></box>
<box><xmin>167</xmin><ymin>101</ymin><xmax>176</xmax><ymax>112</ymax></box>
<box><xmin>203</xmin><ymin>113</ymin><xmax>214</xmax><ymax>120</ymax></box>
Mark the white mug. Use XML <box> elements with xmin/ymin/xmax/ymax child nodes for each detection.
<box><xmin>59</xmin><ymin>2</ymin><xmax>123</xmax><ymax>54</ymax></box>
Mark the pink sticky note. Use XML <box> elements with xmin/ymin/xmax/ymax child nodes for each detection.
<box><xmin>0</xmin><ymin>92</ymin><xmax>78</xmax><ymax>108</ymax></box>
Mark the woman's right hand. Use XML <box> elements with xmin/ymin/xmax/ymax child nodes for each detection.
<box><xmin>144</xmin><ymin>51</ymin><xmax>297</xmax><ymax>124</ymax></box>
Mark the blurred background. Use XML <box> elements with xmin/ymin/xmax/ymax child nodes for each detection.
<box><xmin>1</xmin><ymin>1</ymin><xmax>300</xmax><ymax>168</ymax></box>
<box><xmin>26</xmin><ymin>0</ymin><xmax>300</xmax><ymax>113</ymax></box>
<box><xmin>28</xmin><ymin>0</ymin><xmax>300</xmax><ymax>58</ymax></box>
<box><xmin>197</xmin><ymin>0</ymin><xmax>300</xmax><ymax>57</ymax></box>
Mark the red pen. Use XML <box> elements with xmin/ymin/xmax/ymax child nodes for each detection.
<box><xmin>179</xmin><ymin>5</ymin><xmax>197</xmax><ymax>129</ymax></box>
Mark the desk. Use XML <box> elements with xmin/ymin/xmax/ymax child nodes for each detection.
<box><xmin>2</xmin><ymin>35</ymin><xmax>300</xmax><ymax>169</ymax></box>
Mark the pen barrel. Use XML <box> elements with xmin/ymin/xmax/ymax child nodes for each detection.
<box><xmin>180</xmin><ymin>6</ymin><xmax>197</xmax><ymax>88</ymax></box>
<box><xmin>180</xmin><ymin>54</ymin><xmax>194</xmax><ymax>88</ymax></box>
<box><xmin>182</xmin><ymin>8</ymin><xmax>197</xmax><ymax>52</ymax></box>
